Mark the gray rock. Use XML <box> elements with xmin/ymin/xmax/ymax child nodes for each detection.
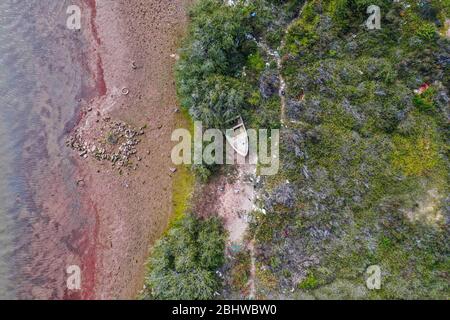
<box><xmin>266</xmin><ymin>183</ymin><xmax>296</xmax><ymax>209</ymax></box>
<box><xmin>259</xmin><ymin>71</ymin><xmax>280</xmax><ymax>99</ymax></box>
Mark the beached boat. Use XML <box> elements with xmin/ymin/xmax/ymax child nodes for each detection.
<box><xmin>225</xmin><ymin>116</ymin><xmax>249</xmax><ymax>157</ymax></box>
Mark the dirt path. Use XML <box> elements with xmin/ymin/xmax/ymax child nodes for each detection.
<box><xmin>215</xmin><ymin>154</ymin><xmax>257</xmax><ymax>244</ymax></box>
<box><xmin>194</xmin><ymin>150</ymin><xmax>258</xmax><ymax>298</ymax></box>
<box><xmin>215</xmin><ymin>154</ymin><xmax>257</xmax><ymax>299</ymax></box>
<box><xmin>208</xmin><ymin>2</ymin><xmax>309</xmax><ymax>300</ymax></box>
<box><xmin>263</xmin><ymin>1</ymin><xmax>308</xmax><ymax>126</ymax></box>
<box><xmin>256</xmin><ymin>41</ymin><xmax>287</xmax><ymax>125</ymax></box>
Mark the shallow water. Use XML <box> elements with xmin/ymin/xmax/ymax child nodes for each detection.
<box><xmin>0</xmin><ymin>0</ymin><xmax>92</xmax><ymax>298</ymax></box>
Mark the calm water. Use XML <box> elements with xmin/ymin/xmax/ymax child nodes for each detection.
<box><xmin>0</xmin><ymin>0</ymin><xmax>92</xmax><ymax>298</ymax></box>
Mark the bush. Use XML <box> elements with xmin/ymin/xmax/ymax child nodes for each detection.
<box><xmin>298</xmin><ymin>272</ymin><xmax>320</xmax><ymax>290</ymax></box>
<box><xmin>247</xmin><ymin>52</ymin><xmax>265</xmax><ymax>73</ymax></box>
<box><xmin>253</xmin><ymin>0</ymin><xmax>449</xmax><ymax>299</ymax></box>
<box><xmin>413</xmin><ymin>87</ymin><xmax>437</xmax><ymax>112</ymax></box>
<box><xmin>192</xmin><ymin>164</ymin><xmax>213</xmax><ymax>183</ymax></box>
<box><xmin>417</xmin><ymin>22</ymin><xmax>437</xmax><ymax>41</ymax></box>
<box><xmin>188</xmin><ymin>75</ymin><xmax>253</xmax><ymax>127</ymax></box>
<box><xmin>392</xmin><ymin>133</ymin><xmax>440</xmax><ymax>177</ymax></box>
<box><xmin>230</xmin><ymin>251</ymin><xmax>251</xmax><ymax>291</ymax></box>
<box><xmin>145</xmin><ymin>214</ymin><xmax>225</xmax><ymax>300</ymax></box>
<box><xmin>176</xmin><ymin>0</ymin><xmax>256</xmax><ymax>127</ymax></box>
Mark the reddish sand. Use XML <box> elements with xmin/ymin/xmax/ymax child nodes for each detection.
<box><xmin>21</xmin><ymin>0</ymin><xmax>192</xmax><ymax>299</ymax></box>
<box><xmin>76</xmin><ymin>0</ymin><xmax>192</xmax><ymax>299</ymax></box>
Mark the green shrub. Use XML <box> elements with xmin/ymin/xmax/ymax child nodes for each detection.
<box><xmin>247</xmin><ymin>52</ymin><xmax>266</xmax><ymax>73</ymax></box>
<box><xmin>145</xmin><ymin>214</ymin><xmax>225</xmax><ymax>300</ymax></box>
<box><xmin>192</xmin><ymin>164</ymin><xmax>213</xmax><ymax>183</ymax></box>
<box><xmin>417</xmin><ymin>22</ymin><xmax>437</xmax><ymax>41</ymax></box>
<box><xmin>298</xmin><ymin>272</ymin><xmax>320</xmax><ymax>290</ymax></box>
<box><xmin>413</xmin><ymin>87</ymin><xmax>437</xmax><ymax>112</ymax></box>
<box><xmin>176</xmin><ymin>0</ymin><xmax>256</xmax><ymax>128</ymax></box>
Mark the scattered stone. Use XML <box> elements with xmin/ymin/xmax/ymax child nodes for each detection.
<box><xmin>169</xmin><ymin>167</ymin><xmax>177</xmax><ymax>173</ymax></box>
<box><xmin>121</xmin><ymin>87</ymin><xmax>130</xmax><ymax>96</ymax></box>
<box><xmin>265</xmin><ymin>183</ymin><xmax>296</xmax><ymax>209</ymax></box>
<box><xmin>66</xmin><ymin>119</ymin><xmax>146</xmax><ymax>172</ymax></box>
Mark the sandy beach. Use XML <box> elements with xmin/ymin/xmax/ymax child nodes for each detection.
<box><xmin>19</xmin><ymin>0</ymin><xmax>191</xmax><ymax>299</ymax></box>
<box><xmin>77</xmin><ymin>0</ymin><xmax>192</xmax><ymax>299</ymax></box>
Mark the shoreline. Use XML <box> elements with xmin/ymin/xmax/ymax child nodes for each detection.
<box><xmin>73</xmin><ymin>0</ymin><xmax>192</xmax><ymax>299</ymax></box>
<box><xmin>16</xmin><ymin>0</ymin><xmax>193</xmax><ymax>299</ymax></box>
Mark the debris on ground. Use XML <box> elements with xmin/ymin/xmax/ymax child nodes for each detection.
<box><xmin>414</xmin><ymin>83</ymin><xmax>430</xmax><ymax>95</ymax></box>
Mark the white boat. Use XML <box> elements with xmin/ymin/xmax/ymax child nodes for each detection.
<box><xmin>225</xmin><ymin>116</ymin><xmax>249</xmax><ymax>157</ymax></box>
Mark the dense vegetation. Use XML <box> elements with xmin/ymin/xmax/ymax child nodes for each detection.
<box><xmin>161</xmin><ymin>0</ymin><xmax>449</xmax><ymax>299</ymax></box>
<box><xmin>176</xmin><ymin>0</ymin><xmax>306</xmax><ymax>180</ymax></box>
<box><xmin>176</xmin><ymin>0</ymin><xmax>255</xmax><ymax>128</ymax></box>
<box><xmin>176</xmin><ymin>0</ymin><xmax>305</xmax><ymax>130</ymax></box>
<box><xmin>251</xmin><ymin>0</ymin><xmax>449</xmax><ymax>299</ymax></box>
<box><xmin>143</xmin><ymin>214</ymin><xmax>225</xmax><ymax>300</ymax></box>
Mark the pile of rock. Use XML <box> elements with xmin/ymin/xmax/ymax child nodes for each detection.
<box><xmin>66</xmin><ymin>120</ymin><xmax>146</xmax><ymax>171</ymax></box>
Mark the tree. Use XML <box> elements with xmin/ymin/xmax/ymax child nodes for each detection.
<box><xmin>176</xmin><ymin>0</ymin><xmax>256</xmax><ymax>127</ymax></box>
<box><xmin>145</xmin><ymin>214</ymin><xmax>225</xmax><ymax>300</ymax></box>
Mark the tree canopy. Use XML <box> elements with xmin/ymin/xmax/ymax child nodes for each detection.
<box><xmin>145</xmin><ymin>214</ymin><xmax>225</xmax><ymax>300</ymax></box>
